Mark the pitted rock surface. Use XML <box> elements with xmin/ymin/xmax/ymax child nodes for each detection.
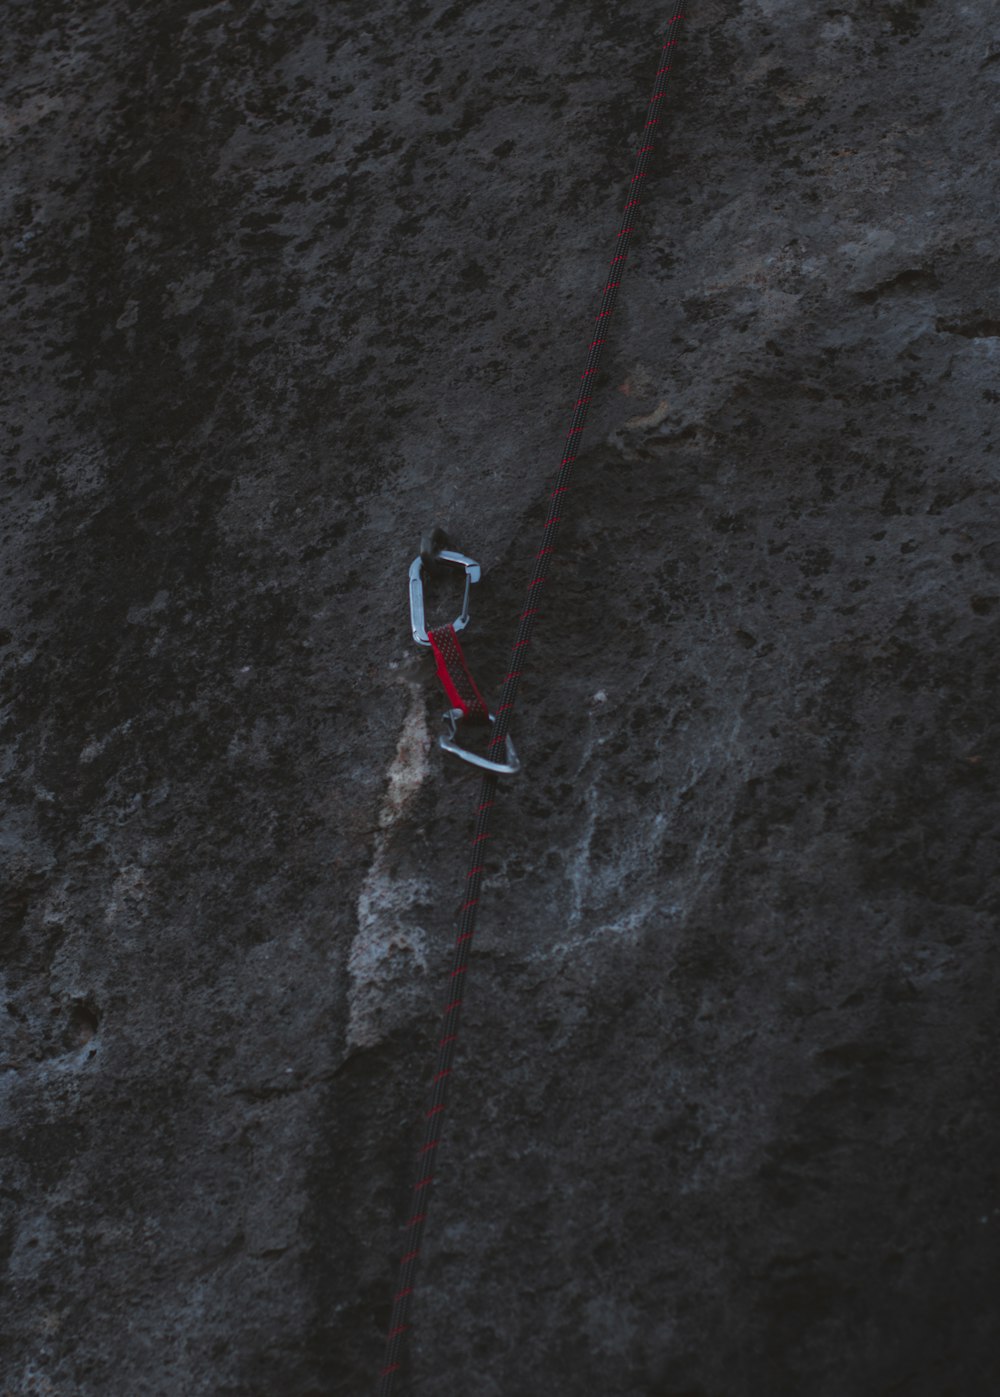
<box><xmin>2</xmin><ymin>2</ymin><xmax>998</xmax><ymax>1394</ymax></box>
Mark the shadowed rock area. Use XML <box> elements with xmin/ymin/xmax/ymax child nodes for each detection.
<box><xmin>2</xmin><ymin>1</ymin><xmax>999</xmax><ymax>1393</ymax></box>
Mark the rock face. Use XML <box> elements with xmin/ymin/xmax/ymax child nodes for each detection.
<box><xmin>2</xmin><ymin>2</ymin><xmax>999</xmax><ymax>1393</ymax></box>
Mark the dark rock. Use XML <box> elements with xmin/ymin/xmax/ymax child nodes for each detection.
<box><xmin>2</xmin><ymin>1</ymin><xmax>998</xmax><ymax>1393</ymax></box>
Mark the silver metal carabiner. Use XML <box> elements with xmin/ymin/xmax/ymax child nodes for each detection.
<box><xmin>440</xmin><ymin>708</ymin><xmax>520</xmax><ymax>776</ymax></box>
<box><xmin>409</xmin><ymin>549</ymin><xmax>481</xmax><ymax>647</ymax></box>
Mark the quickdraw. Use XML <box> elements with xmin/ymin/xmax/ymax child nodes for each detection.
<box><xmin>378</xmin><ymin>14</ymin><xmax>687</xmax><ymax>1392</ymax></box>
<box><xmin>409</xmin><ymin>539</ymin><xmax>521</xmax><ymax>775</ymax></box>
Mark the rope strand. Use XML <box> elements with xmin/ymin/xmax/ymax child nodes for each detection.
<box><xmin>377</xmin><ymin>15</ymin><xmax>687</xmax><ymax>1392</ymax></box>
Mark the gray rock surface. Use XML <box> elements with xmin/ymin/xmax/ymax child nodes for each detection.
<box><xmin>2</xmin><ymin>1</ymin><xmax>999</xmax><ymax>1393</ymax></box>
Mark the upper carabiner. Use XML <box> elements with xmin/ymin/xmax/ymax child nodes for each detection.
<box><xmin>409</xmin><ymin>547</ymin><xmax>481</xmax><ymax>648</ymax></box>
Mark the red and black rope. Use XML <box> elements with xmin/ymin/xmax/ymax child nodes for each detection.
<box><xmin>377</xmin><ymin>14</ymin><xmax>687</xmax><ymax>1392</ymax></box>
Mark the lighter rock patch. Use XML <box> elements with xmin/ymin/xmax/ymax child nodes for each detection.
<box><xmin>346</xmin><ymin>681</ymin><xmax>433</xmax><ymax>1049</ymax></box>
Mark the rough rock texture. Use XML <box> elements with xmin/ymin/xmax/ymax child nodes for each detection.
<box><xmin>2</xmin><ymin>1</ymin><xmax>999</xmax><ymax>1393</ymax></box>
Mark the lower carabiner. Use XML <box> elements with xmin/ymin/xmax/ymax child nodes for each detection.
<box><xmin>439</xmin><ymin>708</ymin><xmax>520</xmax><ymax>776</ymax></box>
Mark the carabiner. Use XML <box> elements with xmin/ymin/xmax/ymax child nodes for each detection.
<box><xmin>440</xmin><ymin>708</ymin><xmax>520</xmax><ymax>776</ymax></box>
<box><xmin>409</xmin><ymin>549</ymin><xmax>481</xmax><ymax>647</ymax></box>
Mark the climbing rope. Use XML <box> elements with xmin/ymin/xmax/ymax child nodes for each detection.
<box><xmin>377</xmin><ymin>14</ymin><xmax>687</xmax><ymax>1392</ymax></box>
